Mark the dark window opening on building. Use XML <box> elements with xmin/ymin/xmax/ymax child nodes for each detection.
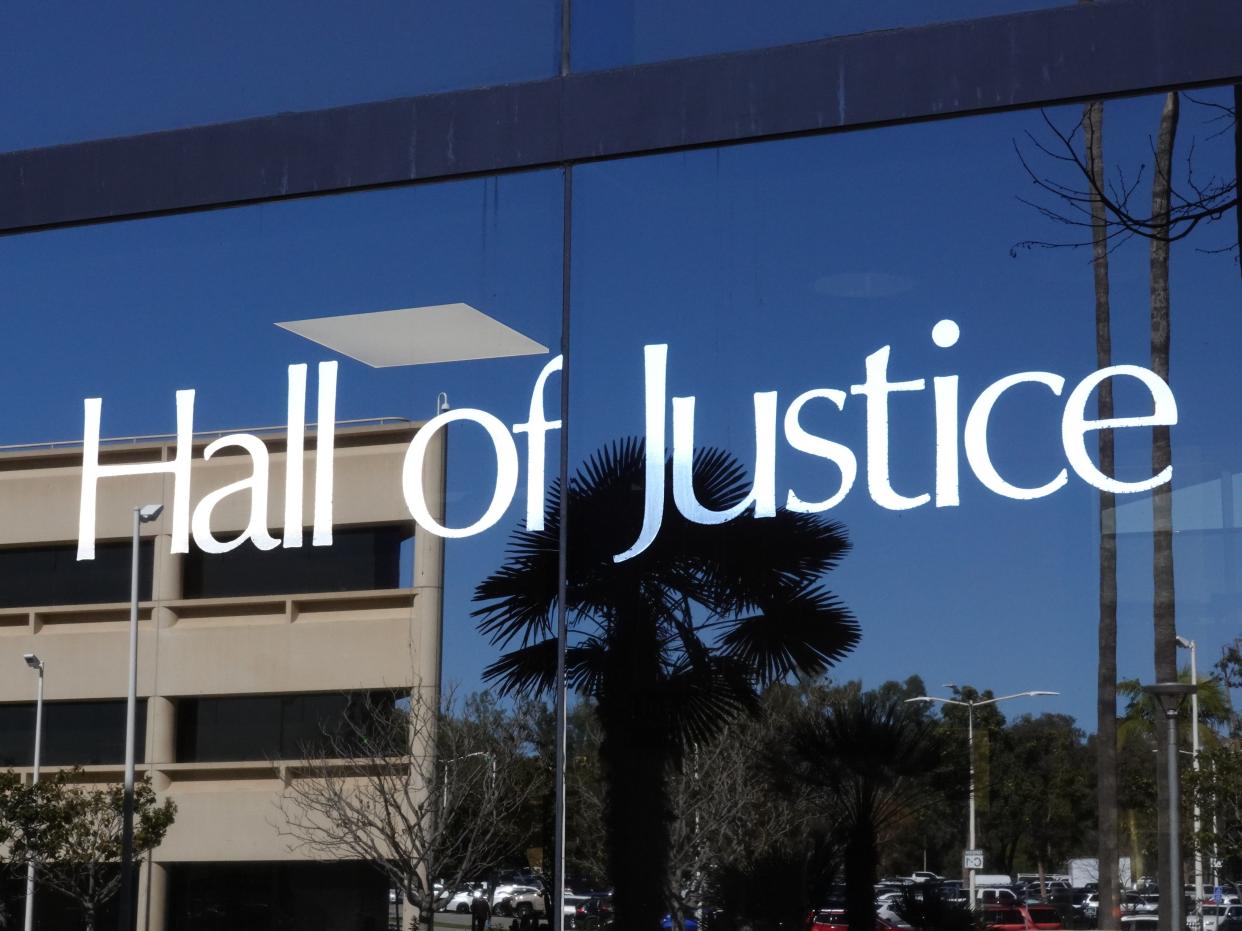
<box><xmin>0</xmin><ymin>699</ymin><xmax>147</xmax><ymax>766</ymax></box>
<box><xmin>167</xmin><ymin>861</ymin><xmax>388</xmax><ymax>931</ymax></box>
<box><xmin>181</xmin><ymin>525</ymin><xmax>408</xmax><ymax>598</ymax></box>
<box><xmin>0</xmin><ymin>870</ymin><xmax>134</xmax><ymax>931</ymax></box>
<box><xmin>0</xmin><ymin>540</ymin><xmax>154</xmax><ymax>608</ymax></box>
<box><xmin>174</xmin><ymin>691</ymin><xmax>402</xmax><ymax>763</ymax></box>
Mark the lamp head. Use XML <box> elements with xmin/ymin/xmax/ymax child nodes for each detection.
<box><xmin>23</xmin><ymin>653</ymin><xmax>42</xmax><ymax>671</ymax></box>
<box><xmin>1176</xmin><ymin>635</ymin><xmax>1194</xmax><ymax>649</ymax></box>
<box><xmin>1142</xmin><ymin>681</ymin><xmax>1197</xmax><ymax>717</ymax></box>
<box><xmin>1025</xmin><ymin>691</ymin><xmax>1059</xmax><ymax>697</ymax></box>
<box><xmin>137</xmin><ymin>503</ymin><xmax>164</xmax><ymax>522</ymax></box>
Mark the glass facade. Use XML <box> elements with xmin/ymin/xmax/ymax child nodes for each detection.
<box><xmin>0</xmin><ymin>540</ymin><xmax>153</xmax><ymax>607</ymax></box>
<box><xmin>181</xmin><ymin>525</ymin><xmax>408</xmax><ymax>598</ymax></box>
<box><xmin>167</xmin><ymin>862</ymin><xmax>388</xmax><ymax>931</ymax></box>
<box><xmin>0</xmin><ymin>2</ymin><xmax>560</xmax><ymax>150</ymax></box>
<box><xmin>0</xmin><ymin>7</ymin><xmax>1238</xmax><ymax>931</ymax></box>
<box><xmin>0</xmin><ymin>699</ymin><xmax>146</xmax><ymax>766</ymax></box>
<box><xmin>573</xmin><ymin>0</ymin><xmax>1068</xmax><ymax>70</ymax></box>
<box><xmin>174</xmin><ymin>691</ymin><xmax>401</xmax><ymax>763</ymax></box>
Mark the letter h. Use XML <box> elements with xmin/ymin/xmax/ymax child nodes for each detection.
<box><xmin>77</xmin><ymin>390</ymin><xmax>195</xmax><ymax>560</ymax></box>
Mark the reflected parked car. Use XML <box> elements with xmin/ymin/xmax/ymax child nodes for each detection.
<box><xmin>439</xmin><ymin>889</ymin><xmax>485</xmax><ymax>913</ymax></box>
<box><xmin>493</xmin><ymin>886</ymin><xmax>546</xmax><ymax>918</ymax></box>
<box><xmin>980</xmin><ymin>907</ymin><xmax>1027</xmax><ymax>931</ymax></box>
<box><xmin>1020</xmin><ymin>904</ymin><xmax>1064</xmax><ymax>930</ymax></box>
<box><xmin>661</xmin><ymin>915</ymin><xmax>699</xmax><ymax>931</ymax></box>
<box><xmin>807</xmin><ymin>910</ymin><xmax>911</xmax><ymax>931</ymax></box>
<box><xmin>1197</xmin><ymin>904</ymin><xmax>1242</xmax><ymax>931</ymax></box>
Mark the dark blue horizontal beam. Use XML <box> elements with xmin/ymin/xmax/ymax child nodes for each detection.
<box><xmin>2</xmin><ymin>0</ymin><xmax>1240</xmax><ymax>233</ymax></box>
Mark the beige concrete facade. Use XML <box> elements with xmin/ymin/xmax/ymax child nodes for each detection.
<box><xmin>0</xmin><ymin>421</ymin><xmax>444</xmax><ymax>931</ymax></box>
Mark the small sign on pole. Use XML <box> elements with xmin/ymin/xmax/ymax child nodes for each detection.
<box><xmin>963</xmin><ymin>850</ymin><xmax>985</xmax><ymax>871</ymax></box>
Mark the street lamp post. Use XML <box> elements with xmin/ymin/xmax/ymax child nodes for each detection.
<box><xmin>119</xmin><ymin>503</ymin><xmax>163</xmax><ymax>931</ymax></box>
<box><xmin>1177</xmin><ymin>636</ymin><xmax>1203</xmax><ymax>898</ymax></box>
<box><xmin>441</xmin><ymin>751</ymin><xmax>497</xmax><ymax>812</ymax></box>
<box><xmin>1142</xmin><ymin>681</ymin><xmax>1197</xmax><ymax>931</ymax></box>
<box><xmin>905</xmin><ymin>688</ymin><xmax>1059</xmax><ymax>908</ymax></box>
<box><xmin>22</xmin><ymin>654</ymin><xmax>44</xmax><ymax>931</ymax></box>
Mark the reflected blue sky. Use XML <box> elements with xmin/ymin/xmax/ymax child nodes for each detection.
<box><xmin>2</xmin><ymin>85</ymin><xmax>1239</xmax><ymax>729</ymax></box>
<box><xmin>0</xmin><ymin>0</ymin><xmax>559</xmax><ymax>151</ymax></box>
<box><xmin>2</xmin><ymin>0</ymin><xmax>1069</xmax><ymax>152</ymax></box>
<box><xmin>569</xmin><ymin>90</ymin><xmax>1241</xmax><ymax>724</ymax></box>
<box><xmin>576</xmin><ymin>0</ymin><xmax>1066</xmax><ymax>70</ymax></box>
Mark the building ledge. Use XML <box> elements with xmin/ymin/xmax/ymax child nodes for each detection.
<box><xmin>7</xmin><ymin>756</ymin><xmax>419</xmax><ymax>785</ymax></box>
<box><xmin>0</xmin><ymin>587</ymin><xmax>417</xmax><ymax>633</ymax></box>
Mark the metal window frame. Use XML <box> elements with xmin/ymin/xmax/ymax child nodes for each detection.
<box><xmin>0</xmin><ymin>0</ymin><xmax>1239</xmax><ymax>234</ymax></box>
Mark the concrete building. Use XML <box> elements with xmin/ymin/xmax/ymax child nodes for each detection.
<box><xmin>0</xmin><ymin>419</ymin><xmax>443</xmax><ymax>931</ymax></box>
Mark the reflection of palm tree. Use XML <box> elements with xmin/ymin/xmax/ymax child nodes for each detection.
<box><xmin>788</xmin><ymin>694</ymin><xmax>945</xmax><ymax>931</ymax></box>
<box><xmin>1150</xmin><ymin>90</ymin><xmax>1180</xmax><ymax>931</ymax></box>
<box><xmin>473</xmin><ymin>440</ymin><xmax>860</xmax><ymax>931</ymax></box>
<box><xmin>1083</xmin><ymin>96</ymin><xmax>1122</xmax><ymax>931</ymax></box>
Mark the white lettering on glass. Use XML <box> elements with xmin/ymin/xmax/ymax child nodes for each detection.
<box><xmin>850</xmin><ymin>346</ymin><xmax>930</xmax><ymax>511</ymax></box>
<box><xmin>191</xmin><ymin>434</ymin><xmax>281</xmax><ymax>554</ymax></box>
<box><xmin>964</xmin><ymin>371</ymin><xmax>1068</xmax><ymax>500</ymax></box>
<box><xmin>512</xmin><ymin>355</ymin><xmax>563</xmax><ymax>532</ymax></box>
<box><xmin>402</xmin><ymin>408</ymin><xmax>519</xmax><ymax>538</ymax></box>
<box><xmin>313</xmin><ymin>361</ymin><xmax>337</xmax><ymax>547</ymax></box>
<box><xmin>932</xmin><ymin>319</ymin><xmax>961</xmax><ymax>508</ymax></box>
<box><xmin>783</xmin><ymin>388</ymin><xmax>856</xmax><ymax>513</ymax></box>
<box><xmin>614</xmin><ymin>344</ymin><xmax>669</xmax><ymax>563</ymax></box>
<box><xmin>283</xmin><ymin>363</ymin><xmax>307</xmax><ymax>548</ymax></box>
<box><xmin>672</xmin><ymin>391</ymin><xmax>778</xmax><ymax>524</ymax></box>
<box><xmin>1062</xmin><ymin>364</ymin><xmax>1178</xmax><ymax>493</ymax></box>
<box><xmin>78</xmin><ymin>389</ymin><xmax>195</xmax><ymax>560</ymax></box>
<box><xmin>73</xmin><ymin>323</ymin><xmax>1181</xmax><ymax>564</ymax></box>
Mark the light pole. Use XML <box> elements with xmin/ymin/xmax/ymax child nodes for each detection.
<box><xmin>905</xmin><ymin>688</ymin><xmax>1059</xmax><ymax>908</ymax></box>
<box><xmin>1142</xmin><ymin>681</ymin><xmax>1197</xmax><ymax>931</ymax></box>
<box><xmin>119</xmin><ymin>503</ymin><xmax>163</xmax><ymax>931</ymax></box>
<box><xmin>441</xmin><ymin>751</ymin><xmax>497</xmax><ymax>812</ymax></box>
<box><xmin>22</xmin><ymin>653</ymin><xmax>44</xmax><ymax>931</ymax></box>
<box><xmin>1177</xmin><ymin>636</ymin><xmax>1203</xmax><ymax>898</ymax></box>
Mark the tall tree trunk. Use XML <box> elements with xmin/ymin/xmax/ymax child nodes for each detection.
<box><xmin>1085</xmin><ymin>97</ymin><xmax>1122</xmax><ymax>931</ymax></box>
<box><xmin>1127</xmin><ymin>807</ymin><xmax>1145</xmax><ymax>881</ymax></box>
<box><xmin>598</xmin><ymin>608</ymin><xmax>672</xmax><ymax>931</ymax></box>
<box><xmin>844</xmin><ymin>816</ymin><xmax>878</xmax><ymax>931</ymax></box>
<box><xmin>1234</xmin><ymin>84</ymin><xmax>1241</xmax><ymax>285</ymax></box>
<box><xmin>1151</xmin><ymin>89</ymin><xmax>1180</xmax><ymax>931</ymax></box>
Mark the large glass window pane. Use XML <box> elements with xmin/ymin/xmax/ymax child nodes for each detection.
<box><xmin>168</xmin><ymin>862</ymin><xmax>388</xmax><ymax>931</ymax></box>
<box><xmin>181</xmin><ymin>525</ymin><xmax>408</xmax><ymax>598</ymax></box>
<box><xmin>0</xmin><ymin>699</ymin><xmax>146</xmax><ymax>765</ymax></box>
<box><xmin>574</xmin><ymin>0</ymin><xmax>1067</xmax><ymax>71</ymax></box>
<box><xmin>0</xmin><ymin>540</ymin><xmax>152</xmax><ymax>607</ymax></box>
<box><xmin>174</xmin><ymin>691</ymin><xmax>398</xmax><ymax>762</ymax></box>
<box><xmin>0</xmin><ymin>170</ymin><xmax>563</xmax><ymax>891</ymax></box>
<box><xmin>0</xmin><ymin>2</ymin><xmax>559</xmax><ymax>151</ymax></box>
<box><xmin>563</xmin><ymin>85</ymin><xmax>1240</xmax><ymax>902</ymax></box>
<box><xmin>570</xmin><ymin>89</ymin><xmax>1242</xmax><ymax>705</ymax></box>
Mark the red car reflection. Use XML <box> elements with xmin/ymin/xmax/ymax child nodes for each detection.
<box><xmin>981</xmin><ymin>906</ymin><xmax>1028</xmax><ymax>931</ymax></box>
<box><xmin>805</xmin><ymin>910</ymin><xmax>910</xmax><ymax>931</ymax></box>
<box><xmin>1021</xmin><ymin>905</ymin><xmax>1064</xmax><ymax>930</ymax></box>
<box><xmin>979</xmin><ymin>905</ymin><xmax>1064</xmax><ymax>931</ymax></box>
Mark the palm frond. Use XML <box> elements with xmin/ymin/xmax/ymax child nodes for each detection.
<box><xmin>643</xmin><ymin>656</ymin><xmax>761</xmax><ymax>753</ymax></box>
<box><xmin>482</xmin><ymin>638</ymin><xmax>560</xmax><ymax>697</ymax></box>
<box><xmin>719</xmin><ymin>587</ymin><xmax>860</xmax><ymax>682</ymax></box>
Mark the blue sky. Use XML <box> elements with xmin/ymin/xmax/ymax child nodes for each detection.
<box><xmin>1</xmin><ymin>5</ymin><xmax>1239</xmax><ymax>731</ymax></box>
<box><xmin>2</xmin><ymin>0</ymin><xmax>1063</xmax><ymax>150</ymax></box>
